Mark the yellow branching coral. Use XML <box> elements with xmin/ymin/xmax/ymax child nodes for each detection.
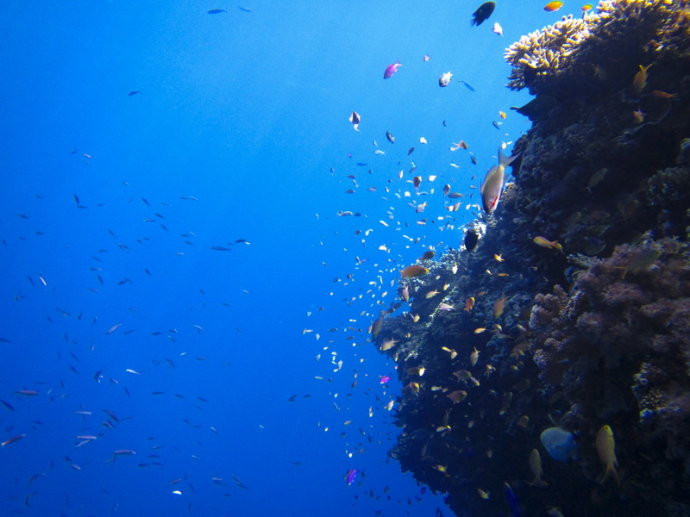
<box><xmin>505</xmin><ymin>0</ymin><xmax>689</xmax><ymax>94</ymax></box>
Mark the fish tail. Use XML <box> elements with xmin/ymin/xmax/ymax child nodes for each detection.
<box><xmin>600</xmin><ymin>464</ymin><xmax>620</xmax><ymax>486</ymax></box>
<box><xmin>611</xmin><ymin>465</ymin><xmax>620</xmax><ymax>486</ymax></box>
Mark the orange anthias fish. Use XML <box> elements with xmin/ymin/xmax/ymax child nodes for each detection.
<box><xmin>651</xmin><ymin>90</ymin><xmax>677</xmax><ymax>99</ymax></box>
<box><xmin>464</xmin><ymin>296</ymin><xmax>475</xmax><ymax>311</ymax></box>
<box><xmin>544</xmin><ymin>1</ymin><xmax>563</xmax><ymax>11</ymax></box>
<box><xmin>533</xmin><ymin>236</ymin><xmax>564</xmax><ymax>252</ymax></box>
<box><xmin>400</xmin><ymin>265</ymin><xmax>430</xmax><ymax>278</ymax></box>
<box><xmin>493</xmin><ymin>296</ymin><xmax>507</xmax><ymax>318</ymax></box>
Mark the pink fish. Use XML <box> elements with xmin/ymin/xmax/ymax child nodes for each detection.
<box><xmin>379</xmin><ymin>375</ymin><xmax>391</xmax><ymax>384</ymax></box>
<box><xmin>345</xmin><ymin>468</ymin><xmax>358</xmax><ymax>485</ymax></box>
<box><xmin>383</xmin><ymin>61</ymin><xmax>402</xmax><ymax>79</ymax></box>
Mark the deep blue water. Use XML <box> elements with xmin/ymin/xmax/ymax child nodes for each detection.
<box><xmin>0</xmin><ymin>1</ymin><xmax>572</xmax><ymax>515</ymax></box>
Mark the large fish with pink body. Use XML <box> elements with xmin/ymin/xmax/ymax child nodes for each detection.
<box><xmin>480</xmin><ymin>147</ymin><xmax>518</xmax><ymax>213</ymax></box>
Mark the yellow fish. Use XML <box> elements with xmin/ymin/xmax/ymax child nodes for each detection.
<box><xmin>380</xmin><ymin>338</ymin><xmax>398</xmax><ymax>351</ymax></box>
<box><xmin>470</xmin><ymin>347</ymin><xmax>479</xmax><ymax>366</ymax></box>
<box><xmin>533</xmin><ymin>236</ymin><xmax>563</xmax><ymax>252</ymax></box>
<box><xmin>596</xmin><ymin>424</ymin><xmax>619</xmax><ymax>485</ymax></box>
<box><xmin>632</xmin><ymin>109</ymin><xmax>645</xmax><ymax>124</ymax></box>
<box><xmin>632</xmin><ymin>64</ymin><xmax>652</xmax><ymax>94</ymax></box>
<box><xmin>493</xmin><ymin>296</ymin><xmax>507</xmax><ymax>318</ymax></box>
<box><xmin>528</xmin><ymin>449</ymin><xmax>548</xmax><ymax>487</ymax></box>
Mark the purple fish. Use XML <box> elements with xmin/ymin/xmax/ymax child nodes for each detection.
<box><xmin>379</xmin><ymin>375</ymin><xmax>391</xmax><ymax>385</ymax></box>
<box><xmin>345</xmin><ymin>468</ymin><xmax>358</xmax><ymax>485</ymax></box>
<box><xmin>383</xmin><ymin>61</ymin><xmax>402</xmax><ymax>79</ymax></box>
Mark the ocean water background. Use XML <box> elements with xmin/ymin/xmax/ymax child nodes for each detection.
<box><xmin>0</xmin><ymin>1</ymin><xmax>569</xmax><ymax>515</ymax></box>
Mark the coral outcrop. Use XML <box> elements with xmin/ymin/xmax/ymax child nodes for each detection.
<box><xmin>375</xmin><ymin>2</ymin><xmax>690</xmax><ymax>516</ymax></box>
<box><xmin>505</xmin><ymin>0</ymin><xmax>689</xmax><ymax>95</ymax></box>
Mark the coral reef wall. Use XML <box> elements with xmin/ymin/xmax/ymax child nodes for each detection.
<box><xmin>374</xmin><ymin>2</ymin><xmax>690</xmax><ymax>516</ymax></box>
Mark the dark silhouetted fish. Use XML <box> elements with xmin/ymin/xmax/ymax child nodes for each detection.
<box><xmin>460</xmin><ymin>80</ymin><xmax>476</xmax><ymax>92</ymax></box>
<box><xmin>471</xmin><ymin>2</ymin><xmax>495</xmax><ymax>26</ymax></box>
<box><xmin>464</xmin><ymin>229</ymin><xmax>479</xmax><ymax>251</ymax></box>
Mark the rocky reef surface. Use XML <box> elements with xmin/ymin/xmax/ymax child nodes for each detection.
<box><xmin>374</xmin><ymin>2</ymin><xmax>690</xmax><ymax>516</ymax></box>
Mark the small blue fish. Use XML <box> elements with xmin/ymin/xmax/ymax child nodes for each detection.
<box><xmin>503</xmin><ymin>482</ymin><xmax>522</xmax><ymax>517</ymax></box>
<box><xmin>540</xmin><ymin>427</ymin><xmax>578</xmax><ymax>461</ymax></box>
<box><xmin>460</xmin><ymin>80</ymin><xmax>476</xmax><ymax>92</ymax></box>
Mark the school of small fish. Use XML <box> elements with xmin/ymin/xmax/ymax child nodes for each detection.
<box><xmin>0</xmin><ymin>1</ymin><xmax>605</xmax><ymax>514</ymax></box>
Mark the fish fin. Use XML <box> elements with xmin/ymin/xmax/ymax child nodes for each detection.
<box><xmin>498</xmin><ymin>147</ymin><xmax>519</xmax><ymax>167</ymax></box>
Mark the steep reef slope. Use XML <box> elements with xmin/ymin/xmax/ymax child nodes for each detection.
<box><xmin>375</xmin><ymin>2</ymin><xmax>690</xmax><ymax>516</ymax></box>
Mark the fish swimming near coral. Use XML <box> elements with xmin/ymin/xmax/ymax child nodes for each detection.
<box><xmin>540</xmin><ymin>427</ymin><xmax>578</xmax><ymax>461</ymax></box>
<box><xmin>596</xmin><ymin>424</ymin><xmax>619</xmax><ymax>485</ymax></box>
<box><xmin>503</xmin><ymin>482</ymin><xmax>522</xmax><ymax>517</ymax></box>
<box><xmin>464</xmin><ymin>229</ymin><xmax>479</xmax><ymax>251</ymax></box>
<box><xmin>632</xmin><ymin>64</ymin><xmax>653</xmax><ymax>94</ymax></box>
<box><xmin>480</xmin><ymin>147</ymin><xmax>517</xmax><ymax>213</ymax></box>
<box><xmin>528</xmin><ymin>449</ymin><xmax>548</xmax><ymax>487</ymax></box>
<box><xmin>400</xmin><ymin>264</ymin><xmax>429</xmax><ymax>278</ymax></box>
<box><xmin>471</xmin><ymin>2</ymin><xmax>496</xmax><ymax>26</ymax></box>
<box><xmin>543</xmin><ymin>1</ymin><xmax>563</xmax><ymax>12</ymax></box>
<box><xmin>533</xmin><ymin>236</ymin><xmax>563</xmax><ymax>252</ymax></box>
<box><xmin>370</xmin><ymin>311</ymin><xmax>385</xmax><ymax>337</ymax></box>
